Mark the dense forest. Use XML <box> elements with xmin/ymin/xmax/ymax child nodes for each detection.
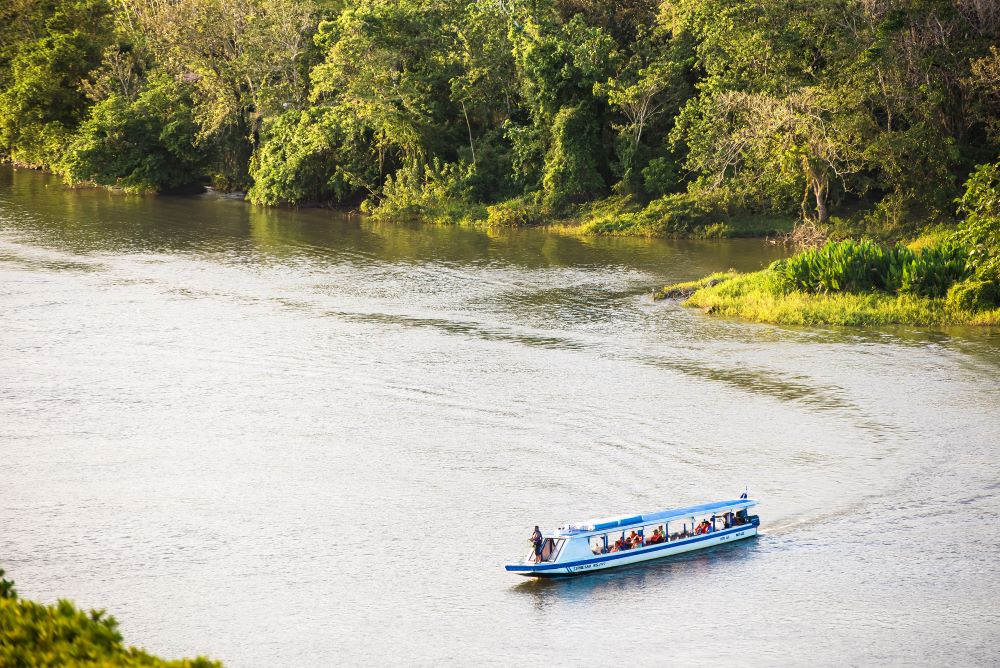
<box><xmin>0</xmin><ymin>0</ymin><xmax>998</xmax><ymax>238</ymax></box>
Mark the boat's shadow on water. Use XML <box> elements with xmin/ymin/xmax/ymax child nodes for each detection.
<box><xmin>510</xmin><ymin>537</ymin><xmax>761</xmax><ymax>602</ymax></box>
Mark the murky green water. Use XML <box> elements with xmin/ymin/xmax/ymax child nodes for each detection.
<box><xmin>2</xmin><ymin>166</ymin><xmax>999</xmax><ymax>666</ymax></box>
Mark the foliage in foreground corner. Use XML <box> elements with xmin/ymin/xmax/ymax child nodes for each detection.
<box><xmin>0</xmin><ymin>568</ymin><xmax>220</xmax><ymax>668</ymax></box>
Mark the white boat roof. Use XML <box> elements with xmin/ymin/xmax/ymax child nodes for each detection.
<box><xmin>561</xmin><ymin>498</ymin><xmax>758</xmax><ymax>534</ymax></box>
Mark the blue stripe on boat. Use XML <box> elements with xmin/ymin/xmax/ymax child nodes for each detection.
<box><xmin>504</xmin><ymin>524</ymin><xmax>754</xmax><ymax>572</ymax></box>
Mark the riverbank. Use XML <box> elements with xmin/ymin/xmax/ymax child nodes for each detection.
<box><xmin>4</xmin><ymin>164</ymin><xmax>796</xmax><ymax>240</ymax></box>
<box><xmin>655</xmin><ymin>164</ymin><xmax>1000</xmax><ymax>328</ymax></box>
<box><xmin>366</xmin><ymin>189</ymin><xmax>797</xmax><ymax>239</ymax></box>
<box><xmin>656</xmin><ymin>269</ymin><xmax>1000</xmax><ymax>327</ymax></box>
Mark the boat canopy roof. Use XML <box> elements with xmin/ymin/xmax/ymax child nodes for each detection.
<box><xmin>562</xmin><ymin>499</ymin><xmax>757</xmax><ymax>534</ymax></box>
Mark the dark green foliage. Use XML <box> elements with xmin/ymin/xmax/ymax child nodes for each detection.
<box><xmin>0</xmin><ymin>568</ymin><xmax>16</xmax><ymax>600</ymax></box>
<box><xmin>780</xmin><ymin>239</ymin><xmax>970</xmax><ymax>296</ymax></box>
<box><xmin>641</xmin><ymin>157</ymin><xmax>681</xmax><ymax>198</ymax></box>
<box><xmin>955</xmin><ymin>162</ymin><xmax>1000</xmax><ymax>280</ymax></box>
<box><xmin>248</xmin><ymin>107</ymin><xmax>374</xmax><ymax>206</ymax></box>
<box><xmin>62</xmin><ymin>75</ymin><xmax>206</xmax><ymax>192</ymax></box>
<box><xmin>542</xmin><ymin>103</ymin><xmax>604</xmax><ymax>212</ymax></box>
<box><xmin>0</xmin><ymin>570</ymin><xmax>219</xmax><ymax>667</ymax></box>
<box><xmin>485</xmin><ymin>196</ymin><xmax>544</xmax><ymax>228</ymax></box>
<box><xmin>946</xmin><ymin>280</ymin><xmax>1000</xmax><ymax>312</ymax></box>
<box><xmin>0</xmin><ymin>0</ymin><xmax>114</xmax><ymax>167</ymax></box>
<box><xmin>0</xmin><ymin>0</ymin><xmax>996</xmax><ymax>238</ymax></box>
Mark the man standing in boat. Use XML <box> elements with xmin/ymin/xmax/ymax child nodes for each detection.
<box><xmin>530</xmin><ymin>526</ymin><xmax>543</xmax><ymax>563</ymax></box>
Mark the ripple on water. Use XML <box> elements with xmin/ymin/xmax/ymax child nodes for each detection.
<box><xmin>2</xmin><ymin>165</ymin><xmax>999</xmax><ymax>666</ymax></box>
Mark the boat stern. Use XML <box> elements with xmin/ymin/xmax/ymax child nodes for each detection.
<box><xmin>504</xmin><ymin>563</ymin><xmax>568</xmax><ymax>576</ymax></box>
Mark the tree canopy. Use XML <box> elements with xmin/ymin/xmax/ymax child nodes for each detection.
<box><xmin>0</xmin><ymin>0</ymin><xmax>997</xmax><ymax>235</ymax></box>
<box><xmin>0</xmin><ymin>569</ymin><xmax>219</xmax><ymax>667</ymax></box>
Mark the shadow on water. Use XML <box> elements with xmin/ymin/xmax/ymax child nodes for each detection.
<box><xmin>509</xmin><ymin>537</ymin><xmax>762</xmax><ymax>605</ymax></box>
<box><xmin>0</xmin><ymin>165</ymin><xmax>787</xmax><ymax>276</ymax></box>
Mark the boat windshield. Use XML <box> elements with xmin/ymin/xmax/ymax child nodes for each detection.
<box><xmin>526</xmin><ymin>538</ymin><xmax>565</xmax><ymax>563</ymax></box>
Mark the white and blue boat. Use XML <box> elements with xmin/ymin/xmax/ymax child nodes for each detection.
<box><xmin>505</xmin><ymin>498</ymin><xmax>759</xmax><ymax>576</ymax></box>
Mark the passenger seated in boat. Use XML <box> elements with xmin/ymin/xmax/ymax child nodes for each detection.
<box><xmin>629</xmin><ymin>531</ymin><xmax>641</xmax><ymax>548</ymax></box>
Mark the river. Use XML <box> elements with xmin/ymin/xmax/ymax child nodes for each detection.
<box><xmin>2</xmin><ymin>166</ymin><xmax>999</xmax><ymax>666</ymax></box>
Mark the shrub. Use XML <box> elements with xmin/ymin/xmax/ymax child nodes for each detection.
<box><xmin>366</xmin><ymin>159</ymin><xmax>481</xmax><ymax>224</ymax></box>
<box><xmin>898</xmin><ymin>242</ymin><xmax>970</xmax><ymax>297</ymax></box>
<box><xmin>779</xmin><ymin>239</ymin><xmax>970</xmax><ymax>296</ymax></box>
<box><xmin>946</xmin><ymin>279</ymin><xmax>1000</xmax><ymax>312</ymax></box>
<box><xmin>0</xmin><ymin>569</ymin><xmax>218</xmax><ymax>667</ymax></box>
<box><xmin>485</xmin><ymin>196</ymin><xmax>545</xmax><ymax>227</ymax></box>
<box><xmin>248</xmin><ymin>107</ymin><xmax>375</xmax><ymax>206</ymax></box>
<box><xmin>641</xmin><ymin>156</ymin><xmax>681</xmax><ymax>198</ymax></box>
<box><xmin>955</xmin><ymin>161</ymin><xmax>1000</xmax><ymax>281</ymax></box>
<box><xmin>541</xmin><ymin>103</ymin><xmax>605</xmax><ymax>213</ymax></box>
<box><xmin>61</xmin><ymin>74</ymin><xmax>207</xmax><ymax>192</ymax></box>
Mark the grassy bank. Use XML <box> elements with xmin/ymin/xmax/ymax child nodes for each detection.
<box><xmin>656</xmin><ymin>270</ymin><xmax>1000</xmax><ymax>327</ymax></box>
<box><xmin>547</xmin><ymin>195</ymin><xmax>794</xmax><ymax>239</ymax></box>
<box><xmin>369</xmin><ymin>188</ymin><xmax>797</xmax><ymax>239</ymax></box>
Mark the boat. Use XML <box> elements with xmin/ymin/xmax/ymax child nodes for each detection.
<box><xmin>505</xmin><ymin>497</ymin><xmax>759</xmax><ymax>576</ymax></box>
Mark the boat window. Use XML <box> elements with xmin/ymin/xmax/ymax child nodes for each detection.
<box><xmin>669</xmin><ymin>521</ymin><xmax>693</xmax><ymax>541</ymax></box>
<box><xmin>642</xmin><ymin>524</ymin><xmax>667</xmax><ymax>546</ymax></box>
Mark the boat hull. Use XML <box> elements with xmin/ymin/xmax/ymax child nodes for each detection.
<box><xmin>505</xmin><ymin>524</ymin><xmax>757</xmax><ymax>576</ymax></box>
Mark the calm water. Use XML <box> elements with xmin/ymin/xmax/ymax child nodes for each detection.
<box><xmin>2</xmin><ymin>166</ymin><xmax>999</xmax><ymax>666</ymax></box>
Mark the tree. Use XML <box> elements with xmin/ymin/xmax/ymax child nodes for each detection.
<box><xmin>677</xmin><ymin>87</ymin><xmax>869</xmax><ymax>223</ymax></box>
<box><xmin>0</xmin><ymin>586</ymin><xmax>220</xmax><ymax>666</ymax></box>
<box><xmin>508</xmin><ymin>11</ymin><xmax>617</xmax><ymax>195</ymax></box>
<box><xmin>124</xmin><ymin>0</ymin><xmax>317</xmax><ymax>188</ymax></box>
<box><xmin>595</xmin><ymin>23</ymin><xmax>688</xmax><ymax>195</ymax></box>
<box><xmin>247</xmin><ymin>106</ymin><xmax>376</xmax><ymax>205</ymax></box>
<box><xmin>0</xmin><ymin>0</ymin><xmax>114</xmax><ymax>167</ymax></box>
<box><xmin>309</xmin><ymin>1</ymin><xmax>459</xmax><ymax>177</ymax></box>
<box><xmin>542</xmin><ymin>102</ymin><xmax>604</xmax><ymax>211</ymax></box>
<box><xmin>62</xmin><ymin>73</ymin><xmax>208</xmax><ymax>191</ymax></box>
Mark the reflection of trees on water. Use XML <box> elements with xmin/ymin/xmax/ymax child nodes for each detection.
<box><xmin>2</xmin><ymin>165</ymin><xmax>789</xmax><ymax>280</ymax></box>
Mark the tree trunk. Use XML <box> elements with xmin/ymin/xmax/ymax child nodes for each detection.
<box><xmin>461</xmin><ymin>100</ymin><xmax>476</xmax><ymax>167</ymax></box>
<box><xmin>812</xmin><ymin>174</ymin><xmax>829</xmax><ymax>224</ymax></box>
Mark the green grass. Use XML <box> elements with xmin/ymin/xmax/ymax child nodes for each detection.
<box><xmin>659</xmin><ymin>269</ymin><xmax>1000</xmax><ymax>327</ymax></box>
<box><xmin>653</xmin><ymin>272</ymin><xmax>738</xmax><ymax>300</ymax></box>
<box><xmin>369</xmin><ymin>188</ymin><xmax>797</xmax><ymax>239</ymax></box>
<box><xmin>550</xmin><ymin>194</ymin><xmax>794</xmax><ymax>239</ymax></box>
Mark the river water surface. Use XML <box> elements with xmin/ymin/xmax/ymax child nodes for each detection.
<box><xmin>2</xmin><ymin>166</ymin><xmax>999</xmax><ymax>666</ymax></box>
